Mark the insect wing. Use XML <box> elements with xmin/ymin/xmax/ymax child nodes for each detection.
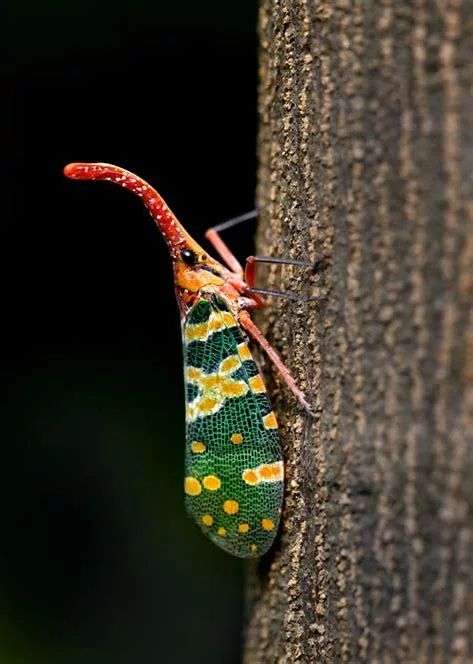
<box><xmin>182</xmin><ymin>296</ymin><xmax>283</xmax><ymax>558</ymax></box>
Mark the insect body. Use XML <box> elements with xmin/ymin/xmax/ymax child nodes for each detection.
<box><xmin>64</xmin><ymin>162</ymin><xmax>310</xmax><ymax>558</ymax></box>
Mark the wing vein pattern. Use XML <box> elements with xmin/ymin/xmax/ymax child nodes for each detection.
<box><xmin>182</xmin><ymin>294</ymin><xmax>283</xmax><ymax>558</ymax></box>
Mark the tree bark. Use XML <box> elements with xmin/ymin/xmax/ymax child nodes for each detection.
<box><xmin>245</xmin><ymin>1</ymin><xmax>473</xmax><ymax>662</ymax></box>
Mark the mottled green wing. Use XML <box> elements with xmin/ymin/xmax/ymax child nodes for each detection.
<box><xmin>182</xmin><ymin>294</ymin><xmax>283</xmax><ymax>558</ymax></box>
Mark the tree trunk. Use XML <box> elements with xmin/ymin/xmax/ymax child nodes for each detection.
<box><xmin>245</xmin><ymin>1</ymin><xmax>473</xmax><ymax>662</ymax></box>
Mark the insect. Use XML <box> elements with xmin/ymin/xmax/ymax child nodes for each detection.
<box><xmin>64</xmin><ymin>162</ymin><xmax>311</xmax><ymax>558</ymax></box>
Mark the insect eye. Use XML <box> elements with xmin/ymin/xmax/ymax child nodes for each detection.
<box><xmin>180</xmin><ymin>248</ymin><xmax>197</xmax><ymax>266</ymax></box>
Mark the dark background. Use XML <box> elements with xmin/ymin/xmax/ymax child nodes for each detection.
<box><xmin>2</xmin><ymin>2</ymin><xmax>258</xmax><ymax>662</ymax></box>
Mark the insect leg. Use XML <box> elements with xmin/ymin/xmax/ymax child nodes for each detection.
<box><xmin>245</xmin><ymin>255</ymin><xmax>313</xmax><ymax>289</ymax></box>
<box><xmin>247</xmin><ymin>256</ymin><xmax>312</xmax><ymax>268</ymax></box>
<box><xmin>245</xmin><ymin>256</ymin><xmax>316</xmax><ymax>300</ymax></box>
<box><xmin>205</xmin><ymin>210</ymin><xmax>258</xmax><ymax>275</ymax></box>
<box><xmin>248</xmin><ymin>287</ymin><xmax>299</xmax><ymax>300</ymax></box>
<box><xmin>205</xmin><ymin>228</ymin><xmax>243</xmax><ymax>275</ymax></box>
<box><xmin>209</xmin><ymin>210</ymin><xmax>258</xmax><ymax>232</ymax></box>
<box><xmin>207</xmin><ymin>209</ymin><xmax>326</xmax><ymax>285</ymax></box>
<box><xmin>238</xmin><ymin>310</ymin><xmax>313</xmax><ymax>415</ymax></box>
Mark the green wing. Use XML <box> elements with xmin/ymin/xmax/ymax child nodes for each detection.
<box><xmin>182</xmin><ymin>294</ymin><xmax>283</xmax><ymax>558</ymax></box>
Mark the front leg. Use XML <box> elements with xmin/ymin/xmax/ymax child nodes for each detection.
<box><xmin>205</xmin><ymin>227</ymin><xmax>243</xmax><ymax>276</ymax></box>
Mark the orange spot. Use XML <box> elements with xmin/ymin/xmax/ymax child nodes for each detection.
<box><xmin>268</xmin><ymin>462</ymin><xmax>284</xmax><ymax>480</ymax></box>
<box><xmin>223</xmin><ymin>499</ymin><xmax>239</xmax><ymax>515</ymax></box>
<box><xmin>238</xmin><ymin>523</ymin><xmax>250</xmax><ymax>534</ymax></box>
<box><xmin>243</xmin><ymin>461</ymin><xmax>283</xmax><ymax>486</ymax></box>
<box><xmin>242</xmin><ymin>470</ymin><xmax>258</xmax><ymax>486</ymax></box>
<box><xmin>201</xmin><ymin>514</ymin><xmax>213</xmax><ymax>526</ymax></box>
<box><xmin>259</xmin><ymin>465</ymin><xmax>273</xmax><ymax>480</ymax></box>
<box><xmin>249</xmin><ymin>374</ymin><xmax>266</xmax><ymax>393</ymax></box>
<box><xmin>203</xmin><ymin>475</ymin><xmax>221</xmax><ymax>491</ymax></box>
<box><xmin>261</xmin><ymin>518</ymin><xmax>274</xmax><ymax>531</ymax></box>
<box><xmin>262</xmin><ymin>411</ymin><xmax>278</xmax><ymax>430</ymax></box>
<box><xmin>261</xmin><ymin>461</ymin><xmax>283</xmax><ymax>481</ymax></box>
<box><xmin>237</xmin><ymin>343</ymin><xmax>252</xmax><ymax>361</ymax></box>
<box><xmin>230</xmin><ymin>433</ymin><xmax>243</xmax><ymax>445</ymax></box>
<box><xmin>217</xmin><ymin>527</ymin><xmax>227</xmax><ymax>537</ymax></box>
<box><xmin>191</xmin><ymin>441</ymin><xmax>206</xmax><ymax>454</ymax></box>
<box><xmin>184</xmin><ymin>477</ymin><xmax>202</xmax><ymax>496</ymax></box>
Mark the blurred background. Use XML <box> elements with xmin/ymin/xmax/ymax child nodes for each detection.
<box><xmin>2</xmin><ymin>2</ymin><xmax>258</xmax><ymax>662</ymax></box>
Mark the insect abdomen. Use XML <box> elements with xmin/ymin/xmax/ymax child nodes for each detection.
<box><xmin>183</xmin><ymin>296</ymin><xmax>283</xmax><ymax>558</ymax></box>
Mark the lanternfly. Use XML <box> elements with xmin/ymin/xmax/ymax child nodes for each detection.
<box><xmin>64</xmin><ymin>162</ymin><xmax>311</xmax><ymax>558</ymax></box>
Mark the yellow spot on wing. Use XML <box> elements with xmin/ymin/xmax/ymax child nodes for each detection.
<box><xmin>223</xmin><ymin>499</ymin><xmax>239</xmax><ymax>515</ymax></box>
<box><xmin>201</xmin><ymin>514</ymin><xmax>213</xmax><ymax>526</ymax></box>
<box><xmin>261</xmin><ymin>518</ymin><xmax>274</xmax><ymax>531</ymax></box>
<box><xmin>242</xmin><ymin>461</ymin><xmax>284</xmax><ymax>486</ymax></box>
<box><xmin>222</xmin><ymin>312</ymin><xmax>236</xmax><ymax>327</ymax></box>
<box><xmin>186</xmin><ymin>366</ymin><xmax>201</xmax><ymax>381</ymax></box>
<box><xmin>238</xmin><ymin>523</ymin><xmax>250</xmax><ymax>534</ymax></box>
<box><xmin>259</xmin><ymin>465</ymin><xmax>274</xmax><ymax>480</ymax></box>
<box><xmin>185</xmin><ymin>310</ymin><xmax>237</xmax><ymax>343</ymax></box>
<box><xmin>184</xmin><ymin>477</ymin><xmax>202</xmax><ymax>496</ymax></box>
<box><xmin>191</xmin><ymin>441</ymin><xmax>206</xmax><ymax>454</ymax></box>
<box><xmin>203</xmin><ymin>475</ymin><xmax>221</xmax><ymax>491</ymax></box>
<box><xmin>185</xmin><ymin>322</ymin><xmax>208</xmax><ymax>342</ymax></box>
<box><xmin>249</xmin><ymin>374</ymin><xmax>266</xmax><ymax>393</ymax></box>
<box><xmin>242</xmin><ymin>469</ymin><xmax>259</xmax><ymax>486</ymax></box>
<box><xmin>208</xmin><ymin>316</ymin><xmax>222</xmax><ymax>332</ymax></box>
<box><xmin>230</xmin><ymin>433</ymin><xmax>243</xmax><ymax>444</ymax></box>
<box><xmin>185</xmin><ymin>361</ymin><xmax>249</xmax><ymax>422</ymax></box>
<box><xmin>200</xmin><ymin>374</ymin><xmax>220</xmax><ymax>390</ymax></box>
<box><xmin>199</xmin><ymin>396</ymin><xmax>218</xmax><ymax>414</ymax></box>
<box><xmin>237</xmin><ymin>342</ymin><xmax>252</xmax><ymax>361</ymax></box>
<box><xmin>219</xmin><ymin>354</ymin><xmax>241</xmax><ymax>376</ymax></box>
<box><xmin>250</xmin><ymin>544</ymin><xmax>258</xmax><ymax>553</ymax></box>
<box><xmin>262</xmin><ymin>411</ymin><xmax>278</xmax><ymax>430</ymax></box>
<box><xmin>221</xmin><ymin>381</ymin><xmax>247</xmax><ymax>398</ymax></box>
<box><xmin>217</xmin><ymin>527</ymin><xmax>227</xmax><ymax>537</ymax></box>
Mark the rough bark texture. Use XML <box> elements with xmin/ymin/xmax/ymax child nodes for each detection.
<box><xmin>244</xmin><ymin>1</ymin><xmax>473</xmax><ymax>662</ymax></box>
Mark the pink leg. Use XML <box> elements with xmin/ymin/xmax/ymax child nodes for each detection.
<box><xmin>205</xmin><ymin>228</ymin><xmax>243</xmax><ymax>276</ymax></box>
<box><xmin>238</xmin><ymin>310</ymin><xmax>313</xmax><ymax>415</ymax></box>
<box><xmin>244</xmin><ymin>256</ymin><xmax>257</xmax><ymax>289</ymax></box>
<box><xmin>244</xmin><ymin>255</ymin><xmax>310</xmax><ymax>291</ymax></box>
